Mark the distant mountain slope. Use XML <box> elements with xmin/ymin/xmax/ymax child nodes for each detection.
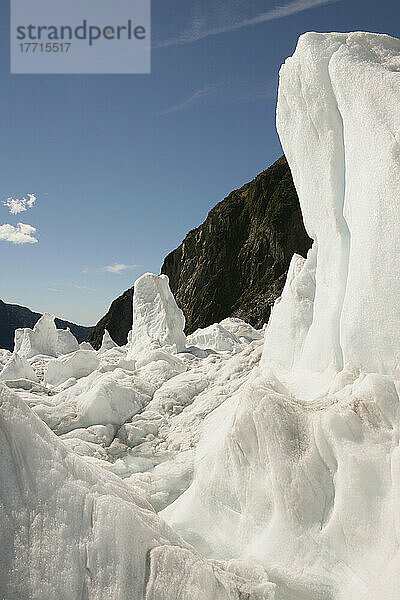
<box><xmin>161</xmin><ymin>156</ymin><xmax>312</xmax><ymax>333</ymax></box>
<box><xmin>0</xmin><ymin>300</ymin><xmax>93</xmax><ymax>351</ymax></box>
<box><xmin>86</xmin><ymin>287</ymin><xmax>133</xmax><ymax>350</ymax></box>
<box><xmin>87</xmin><ymin>156</ymin><xmax>312</xmax><ymax>348</ymax></box>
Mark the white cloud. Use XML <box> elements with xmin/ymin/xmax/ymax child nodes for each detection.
<box><xmin>0</xmin><ymin>222</ymin><xmax>38</xmax><ymax>244</ymax></box>
<box><xmin>103</xmin><ymin>263</ymin><xmax>139</xmax><ymax>274</ymax></box>
<box><xmin>3</xmin><ymin>198</ymin><xmax>27</xmax><ymax>215</ymax></box>
<box><xmin>156</xmin><ymin>0</ymin><xmax>340</xmax><ymax>48</ymax></box>
<box><xmin>3</xmin><ymin>193</ymin><xmax>37</xmax><ymax>214</ymax></box>
<box><xmin>26</xmin><ymin>193</ymin><xmax>37</xmax><ymax>208</ymax></box>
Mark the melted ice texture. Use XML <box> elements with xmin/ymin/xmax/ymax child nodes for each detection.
<box><xmin>1</xmin><ymin>31</ymin><xmax>400</xmax><ymax>600</ymax></box>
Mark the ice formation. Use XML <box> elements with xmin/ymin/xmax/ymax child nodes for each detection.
<box><xmin>98</xmin><ymin>329</ymin><xmax>117</xmax><ymax>353</ymax></box>
<box><xmin>263</xmin><ymin>31</ymin><xmax>400</xmax><ymax>396</ymax></box>
<box><xmin>1</xmin><ymin>31</ymin><xmax>400</xmax><ymax>600</ymax></box>
<box><xmin>127</xmin><ymin>273</ymin><xmax>186</xmax><ymax>357</ymax></box>
<box><xmin>14</xmin><ymin>313</ymin><xmax>79</xmax><ymax>359</ymax></box>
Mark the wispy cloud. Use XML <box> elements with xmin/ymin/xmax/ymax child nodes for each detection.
<box><xmin>158</xmin><ymin>79</ymin><xmax>276</xmax><ymax>116</ymax></box>
<box><xmin>103</xmin><ymin>263</ymin><xmax>141</xmax><ymax>274</ymax></box>
<box><xmin>3</xmin><ymin>193</ymin><xmax>37</xmax><ymax>215</ymax></box>
<box><xmin>156</xmin><ymin>0</ymin><xmax>340</xmax><ymax>48</ymax></box>
<box><xmin>48</xmin><ymin>288</ymin><xmax>62</xmax><ymax>293</ymax></box>
<box><xmin>74</xmin><ymin>284</ymin><xmax>96</xmax><ymax>291</ymax></box>
<box><xmin>158</xmin><ymin>84</ymin><xmax>220</xmax><ymax>116</ymax></box>
<box><xmin>0</xmin><ymin>222</ymin><xmax>38</xmax><ymax>244</ymax></box>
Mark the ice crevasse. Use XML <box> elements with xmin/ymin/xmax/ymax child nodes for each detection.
<box><xmin>1</xmin><ymin>31</ymin><xmax>400</xmax><ymax>600</ymax></box>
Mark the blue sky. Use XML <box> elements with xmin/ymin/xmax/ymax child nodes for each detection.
<box><xmin>0</xmin><ymin>0</ymin><xmax>398</xmax><ymax>325</ymax></box>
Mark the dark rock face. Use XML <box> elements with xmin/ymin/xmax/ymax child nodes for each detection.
<box><xmin>87</xmin><ymin>156</ymin><xmax>312</xmax><ymax>347</ymax></box>
<box><xmin>161</xmin><ymin>156</ymin><xmax>312</xmax><ymax>333</ymax></box>
<box><xmin>0</xmin><ymin>300</ymin><xmax>93</xmax><ymax>352</ymax></box>
<box><xmin>86</xmin><ymin>287</ymin><xmax>133</xmax><ymax>350</ymax></box>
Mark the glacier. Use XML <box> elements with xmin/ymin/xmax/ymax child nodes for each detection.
<box><xmin>1</xmin><ymin>30</ymin><xmax>400</xmax><ymax>600</ymax></box>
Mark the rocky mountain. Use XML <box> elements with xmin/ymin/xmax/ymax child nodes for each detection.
<box><xmin>87</xmin><ymin>155</ymin><xmax>312</xmax><ymax>348</ymax></box>
<box><xmin>86</xmin><ymin>287</ymin><xmax>134</xmax><ymax>350</ymax></box>
<box><xmin>0</xmin><ymin>300</ymin><xmax>93</xmax><ymax>351</ymax></box>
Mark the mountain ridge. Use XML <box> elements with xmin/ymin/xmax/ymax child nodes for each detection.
<box><xmin>0</xmin><ymin>299</ymin><xmax>93</xmax><ymax>351</ymax></box>
<box><xmin>87</xmin><ymin>155</ymin><xmax>312</xmax><ymax>349</ymax></box>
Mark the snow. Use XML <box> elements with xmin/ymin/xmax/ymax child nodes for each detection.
<box><xmin>1</xmin><ymin>31</ymin><xmax>400</xmax><ymax>600</ymax></box>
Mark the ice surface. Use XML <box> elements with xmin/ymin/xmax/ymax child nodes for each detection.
<box><xmin>163</xmin><ymin>369</ymin><xmax>400</xmax><ymax>599</ymax></box>
<box><xmin>0</xmin><ymin>352</ymin><xmax>39</xmax><ymax>382</ymax></box>
<box><xmin>0</xmin><ymin>348</ymin><xmax>12</xmax><ymax>369</ymax></box>
<box><xmin>80</xmin><ymin>341</ymin><xmax>95</xmax><ymax>351</ymax></box>
<box><xmin>44</xmin><ymin>349</ymin><xmax>100</xmax><ymax>387</ymax></box>
<box><xmin>187</xmin><ymin>323</ymin><xmax>243</xmax><ymax>352</ymax></box>
<box><xmin>0</xmin><ymin>384</ymin><xmax>276</xmax><ymax>599</ymax></box>
<box><xmin>1</xmin><ymin>30</ymin><xmax>400</xmax><ymax>600</ymax></box>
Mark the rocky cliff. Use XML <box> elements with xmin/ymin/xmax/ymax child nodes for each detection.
<box><xmin>86</xmin><ymin>287</ymin><xmax>134</xmax><ymax>350</ymax></box>
<box><xmin>87</xmin><ymin>156</ymin><xmax>312</xmax><ymax>348</ymax></box>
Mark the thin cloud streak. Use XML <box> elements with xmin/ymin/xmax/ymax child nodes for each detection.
<box><xmin>158</xmin><ymin>84</ymin><xmax>220</xmax><ymax>116</ymax></box>
<box><xmin>155</xmin><ymin>0</ymin><xmax>340</xmax><ymax>48</ymax></box>
<box><xmin>158</xmin><ymin>80</ymin><xmax>275</xmax><ymax>116</ymax></box>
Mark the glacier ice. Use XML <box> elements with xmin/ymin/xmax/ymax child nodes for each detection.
<box><xmin>1</xmin><ymin>30</ymin><xmax>400</xmax><ymax>600</ymax></box>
